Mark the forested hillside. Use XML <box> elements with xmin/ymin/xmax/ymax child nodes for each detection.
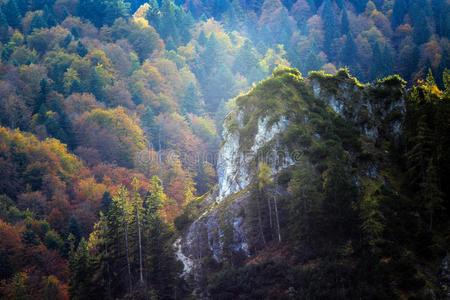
<box><xmin>0</xmin><ymin>0</ymin><xmax>448</xmax><ymax>299</ymax></box>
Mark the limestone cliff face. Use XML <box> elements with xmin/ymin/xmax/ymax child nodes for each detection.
<box><xmin>217</xmin><ymin>112</ymin><xmax>292</xmax><ymax>202</ymax></box>
<box><xmin>309</xmin><ymin>71</ymin><xmax>405</xmax><ymax>141</ymax></box>
<box><xmin>175</xmin><ymin>69</ymin><xmax>406</xmax><ymax>292</ymax></box>
<box><xmin>175</xmin><ymin>106</ymin><xmax>295</xmax><ymax>289</ymax></box>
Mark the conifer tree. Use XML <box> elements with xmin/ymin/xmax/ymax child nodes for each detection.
<box><xmin>321</xmin><ymin>0</ymin><xmax>339</xmax><ymax>59</ymax></box>
<box><xmin>392</xmin><ymin>0</ymin><xmax>407</xmax><ymax>28</ymax></box>
<box><xmin>341</xmin><ymin>8</ymin><xmax>349</xmax><ymax>35</ymax></box>
<box><xmin>342</xmin><ymin>34</ymin><xmax>357</xmax><ymax>70</ymax></box>
<box><xmin>117</xmin><ymin>185</ymin><xmax>132</xmax><ymax>294</ymax></box>
<box><xmin>0</xmin><ymin>7</ymin><xmax>8</xmax><ymax>40</ymax></box>
<box><xmin>288</xmin><ymin>159</ymin><xmax>323</xmax><ymax>254</ymax></box>
<box><xmin>143</xmin><ymin>176</ymin><xmax>182</xmax><ymax>297</ymax></box>
<box><xmin>68</xmin><ymin>215</ymin><xmax>82</xmax><ymax>246</ymax></box>
<box><xmin>4</xmin><ymin>0</ymin><xmax>21</xmax><ymax>28</ymax></box>
<box><xmin>322</xmin><ymin>159</ymin><xmax>358</xmax><ymax>244</ymax></box>
<box><xmin>30</xmin><ymin>13</ymin><xmax>48</xmax><ymax>32</ymax></box>
<box><xmin>101</xmin><ymin>191</ymin><xmax>112</xmax><ymax>214</ymax></box>
<box><xmin>69</xmin><ymin>238</ymin><xmax>92</xmax><ymax>299</ymax></box>
<box><xmin>181</xmin><ymin>82</ymin><xmax>203</xmax><ymax>115</ymax></box>
<box><xmin>142</xmin><ymin>106</ymin><xmax>160</xmax><ymax>150</ymax></box>
<box><xmin>131</xmin><ymin>178</ymin><xmax>144</xmax><ymax>283</ymax></box>
<box><xmin>198</xmin><ymin>30</ymin><xmax>207</xmax><ymax>46</ymax></box>
<box><xmin>232</xmin><ymin>40</ymin><xmax>260</xmax><ymax>77</ymax></box>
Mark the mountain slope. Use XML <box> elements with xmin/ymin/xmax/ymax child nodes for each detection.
<box><xmin>176</xmin><ymin>67</ymin><xmax>449</xmax><ymax>299</ymax></box>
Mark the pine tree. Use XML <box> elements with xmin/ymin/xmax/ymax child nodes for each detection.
<box><xmin>11</xmin><ymin>273</ymin><xmax>30</xmax><ymax>300</ymax></box>
<box><xmin>382</xmin><ymin>44</ymin><xmax>393</xmax><ymax>77</ymax></box>
<box><xmin>0</xmin><ymin>7</ymin><xmax>8</xmax><ymax>36</ymax></box>
<box><xmin>370</xmin><ymin>42</ymin><xmax>384</xmax><ymax>80</ymax></box>
<box><xmin>181</xmin><ymin>82</ymin><xmax>203</xmax><ymax>115</ymax></box>
<box><xmin>322</xmin><ymin>159</ymin><xmax>358</xmax><ymax>244</ymax></box>
<box><xmin>76</xmin><ymin>41</ymin><xmax>88</xmax><ymax>57</ymax></box>
<box><xmin>30</xmin><ymin>13</ymin><xmax>48</xmax><ymax>32</ymax></box>
<box><xmin>405</xmin><ymin>71</ymin><xmax>448</xmax><ymax>231</ymax></box>
<box><xmin>4</xmin><ymin>0</ymin><xmax>21</xmax><ymax>28</ymax></box>
<box><xmin>35</xmin><ymin>78</ymin><xmax>50</xmax><ymax>114</ymax></box>
<box><xmin>321</xmin><ymin>0</ymin><xmax>339</xmax><ymax>58</ymax></box>
<box><xmin>131</xmin><ymin>178</ymin><xmax>144</xmax><ymax>283</ymax></box>
<box><xmin>224</xmin><ymin>0</ymin><xmax>245</xmax><ymax>30</ymax></box>
<box><xmin>142</xmin><ymin>106</ymin><xmax>160</xmax><ymax>151</ymax></box>
<box><xmin>117</xmin><ymin>185</ymin><xmax>132</xmax><ymax>295</ymax></box>
<box><xmin>103</xmin><ymin>0</ymin><xmax>130</xmax><ymax>26</ymax></box>
<box><xmin>342</xmin><ymin>34</ymin><xmax>357</xmax><ymax>70</ymax></box>
<box><xmin>360</xmin><ymin>190</ymin><xmax>385</xmax><ymax>253</ymax></box>
<box><xmin>412</xmin><ymin>9</ymin><xmax>430</xmax><ymax>45</ymax></box>
<box><xmin>78</xmin><ymin>0</ymin><xmax>105</xmax><ymax>27</ymax></box>
<box><xmin>201</xmin><ymin>33</ymin><xmax>223</xmax><ymax>69</ymax></box>
<box><xmin>303</xmin><ymin>49</ymin><xmax>322</xmax><ymax>74</ymax></box>
<box><xmin>198</xmin><ymin>30</ymin><xmax>207</xmax><ymax>46</ymax></box>
<box><xmin>101</xmin><ymin>191</ymin><xmax>112</xmax><ymax>213</ymax></box>
<box><xmin>43</xmin><ymin>5</ymin><xmax>57</xmax><ymax>27</ymax></box>
<box><xmin>392</xmin><ymin>0</ymin><xmax>407</xmax><ymax>28</ymax></box>
<box><xmin>88</xmin><ymin>67</ymin><xmax>106</xmax><ymax>102</ymax></box>
<box><xmin>68</xmin><ymin>215</ymin><xmax>82</xmax><ymax>246</ymax></box>
<box><xmin>420</xmin><ymin>159</ymin><xmax>443</xmax><ymax>230</ymax></box>
<box><xmin>159</xmin><ymin>0</ymin><xmax>179</xmax><ymax>43</ymax></box>
<box><xmin>432</xmin><ymin>0</ymin><xmax>450</xmax><ymax>38</ymax></box>
<box><xmin>69</xmin><ymin>238</ymin><xmax>93</xmax><ymax>299</ymax></box>
<box><xmin>105</xmin><ymin>189</ymin><xmax>127</xmax><ymax>296</ymax></box>
<box><xmin>258</xmin><ymin>163</ymin><xmax>274</xmax><ymax>240</ymax></box>
<box><xmin>177</xmin><ymin>6</ymin><xmax>194</xmax><ymax>45</ymax></box>
<box><xmin>42</xmin><ymin>276</ymin><xmax>60</xmax><ymax>300</ymax></box>
<box><xmin>288</xmin><ymin>159</ymin><xmax>323</xmax><ymax>254</ymax></box>
<box><xmin>15</xmin><ymin>0</ymin><xmax>27</xmax><ymax>14</ymax></box>
<box><xmin>143</xmin><ymin>176</ymin><xmax>182</xmax><ymax>297</ymax></box>
<box><xmin>341</xmin><ymin>9</ymin><xmax>349</xmax><ymax>35</ymax></box>
<box><xmin>232</xmin><ymin>40</ymin><xmax>260</xmax><ymax>77</ymax></box>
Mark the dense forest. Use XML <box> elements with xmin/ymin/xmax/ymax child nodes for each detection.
<box><xmin>0</xmin><ymin>0</ymin><xmax>448</xmax><ymax>299</ymax></box>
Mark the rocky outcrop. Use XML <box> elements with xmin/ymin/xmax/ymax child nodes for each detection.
<box><xmin>217</xmin><ymin>112</ymin><xmax>292</xmax><ymax>202</ymax></box>
<box><xmin>175</xmin><ymin>107</ymin><xmax>295</xmax><ymax>284</ymax></box>
<box><xmin>309</xmin><ymin>70</ymin><xmax>405</xmax><ymax>141</ymax></box>
<box><xmin>174</xmin><ymin>68</ymin><xmax>407</xmax><ymax>293</ymax></box>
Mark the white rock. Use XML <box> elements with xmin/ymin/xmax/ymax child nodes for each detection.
<box><xmin>174</xmin><ymin>237</ymin><xmax>194</xmax><ymax>276</ymax></box>
<box><xmin>217</xmin><ymin>114</ymin><xmax>292</xmax><ymax>202</ymax></box>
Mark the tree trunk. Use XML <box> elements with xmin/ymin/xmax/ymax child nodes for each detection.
<box><xmin>122</xmin><ymin>197</ymin><xmax>132</xmax><ymax>294</ymax></box>
<box><xmin>267</xmin><ymin>193</ymin><xmax>273</xmax><ymax>229</ymax></box>
<box><xmin>104</xmin><ymin>228</ymin><xmax>111</xmax><ymax>300</ymax></box>
<box><xmin>256</xmin><ymin>195</ymin><xmax>266</xmax><ymax>246</ymax></box>
<box><xmin>137</xmin><ymin>203</ymin><xmax>144</xmax><ymax>283</ymax></box>
<box><xmin>274</xmin><ymin>181</ymin><xmax>281</xmax><ymax>243</ymax></box>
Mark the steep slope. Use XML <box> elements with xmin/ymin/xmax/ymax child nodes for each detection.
<box><xmin>175</xmin><ymin>67</ymin><xmax>413</xmax><ymax>296</ymax></box>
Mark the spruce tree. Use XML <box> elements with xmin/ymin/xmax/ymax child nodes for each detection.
<box><xmin>182</xmin><ymin>82</ymin><xmax>203</xmax><ymax>115</ymax></box>
<box><xmin>4</xmin><ymin>0</ymin><xmax>21</xmax><ymax>28</ymax></box>
<box><xmin>341</xmin><ymin>9</ymin><xmax>349</xmax><ymax>35</ymax></box>
<box><xmin>101</xmin><ymin>191</ymin><xmax>112</xmax><ymax>213</ymax></box>
<box><xmin>321</xmin><ymin>0</ymin><xmax>339</xmax><ymax>59</ymax></box>
<box><xmin>342</xmin><ymin>34</ymin><xmax>357</xmax><ymax>69</ymax></box>
<box><xmin>392</xmin><ymin>0</ymin><xmax>407</xmax><ymax>28</ymax></box>
<box><xmin>69</xmin><ymin>238</ymin><xmax>93</xmax><ymax>300</ymax></box>
<box><xmin>142</xmin><ymin>106</ymin><xmax>160</xmax><ymax>151</ymax></box>
<box><xmin>232</xmin><ymin>40</ymin><xmax>260</xmax><ymax>77</ymax></box>
<box><xmin>68</xmin><ymin>215</ymin><xmax>82</xmax><ymax>246</ymax></box>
